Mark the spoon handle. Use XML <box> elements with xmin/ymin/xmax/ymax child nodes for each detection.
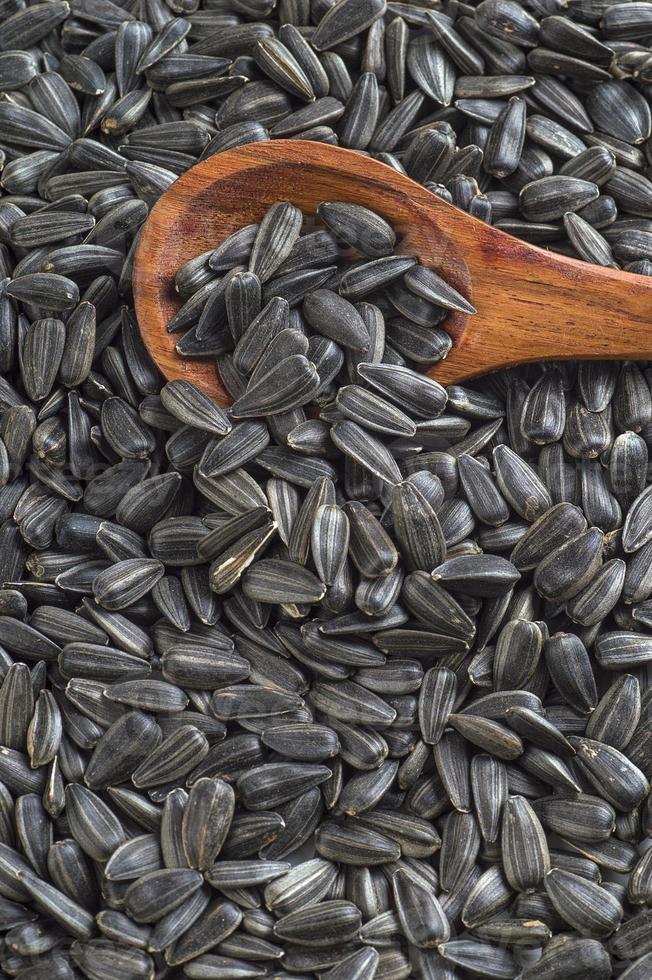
<box><xmin>428</xmin><ymin>219</ymin><xmax>652</xmax><ymax>385</ymax></box>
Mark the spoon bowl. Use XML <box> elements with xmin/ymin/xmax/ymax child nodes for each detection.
<box><xmin>133</xmin><ymin>140</ymin><xmax>652</xmax><ymax>404</ymax></box>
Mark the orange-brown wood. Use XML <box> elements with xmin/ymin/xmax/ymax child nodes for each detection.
<box><xmin>133</xmin><ymin>140</ymin><xmax>652</xmax><ymax>406</ymax></box>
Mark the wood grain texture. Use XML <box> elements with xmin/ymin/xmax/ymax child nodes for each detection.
<box><xmin>133</xmin><ymin>140</ymin><xmax>652</xmax><ymax>406</ymax></box>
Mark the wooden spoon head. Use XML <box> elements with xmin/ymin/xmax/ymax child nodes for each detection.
<box><xmin>133</xmin><ymin>139</ymin><xmax>474</xmax><ymax>405</ymax></box>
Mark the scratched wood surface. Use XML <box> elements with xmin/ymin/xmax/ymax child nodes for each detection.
<box><xmin>133</xmin><ymin>140</ymin><xmax>652</xmax><ymax>406</ymax></box>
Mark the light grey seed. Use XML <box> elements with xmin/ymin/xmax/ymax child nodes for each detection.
<box><xmin>311</xmin><ymin>0</ymin><xmax>386</xmax><ymax>51</ymax></box>
<box><xmin>233</xmin><ymin>296</ymin><xmax>289</xmax><ymax>375</ymax></box>
<box><xmin>520</xmin><ymin>176</ymin><xmax>599</xmax><ymax>222</ymax></box>
<box><xmin>248</xmin><ymin>202</ymin><xmax>303</xmax><ymax>283</ymax></box>
<box><xmin>610</xmin><ymin>908</ymin><xmax>652</xmax><ymax>961</ymax></box>
<box><xmin>344</xmin><ymin>500</ymin><xmax>399</xmax><ymax>578</ymax></box>
<box><xmin>339</xmin><ymin>256</ymin><xmax>417</xmax><ymax>302</ymax></box>
<box><xmin>160</xmin><ymin>381</ymin><xmax>231</xmax><ymax>435</ymax></box>
<box><xmin>534</xmin><ymin>527</ymin><xmax>603</xmax><ymax>601</ymax></box>
<box><xmin>544</xmin><ymin>869</ymin><xmax>622</xmax><ymax>938</ymax></box>
<box><xmin>230</xmin><ymin>355</ymin><xmax>320</xmax><ymax>418</ymax></box>
<box><xmin>569</xmin><ymin>735</ymin><xmax>649</xmax><ymax>811</ymax></box>
<box><xmin>418</xmin><ymin>667</ymin><xmax>456</xmax><ymax>745</ymax></box>
<box><xmin>181</xmin><ymin>778</ymin><xmax>234</xmax><ymax>871</ymax></box>
<box><xmin>471</xmin><ymin>754</ymin><xmax>507</xmax><ymax>843</ymax></box>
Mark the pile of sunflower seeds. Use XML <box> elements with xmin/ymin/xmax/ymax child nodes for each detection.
<box><xmin>1</xmin><ymin>0</ymin><xmax>652</xmax><ymax>979</ymax></box>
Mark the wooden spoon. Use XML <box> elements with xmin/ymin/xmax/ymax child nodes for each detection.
<box><xmin>133</xmin><ymin>139</ymin><xmax>652</xmax><ymax>405</ymax></box>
